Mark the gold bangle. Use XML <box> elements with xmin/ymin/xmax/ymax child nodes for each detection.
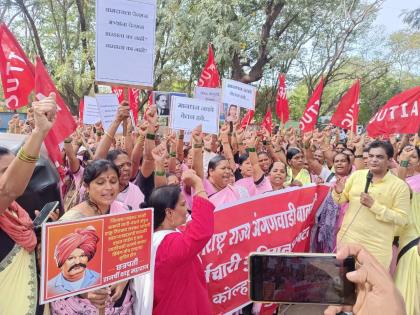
<box><xmin>18</xmin><ymin>148</ymin><xmax>39</xmax><ymax>163</ymax></box>
<box><xmin>19</xmin><ymin>147</ymin><xmax>39</xmax><ymax>161</ymax></box>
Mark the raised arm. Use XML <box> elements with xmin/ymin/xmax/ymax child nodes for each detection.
<box><xmin>303</xmin><ymin>132</ymin><xmax>323</xmax><ymax>176</ymax></box>
<box><xmin>131</xmin><ymin>120</ymin><xmax>148</xmax><ymax>179</ymax></box>
<box><xmin>167</xmin><ymin>131</ymin><xmax>177</xmax><ymax>173</ymax></box>
<box><xmin>191</xmin><ymin>125</ymin><xmax>204</xmax><ymax>179</ymax></box>
<box><xmin>245</xmin><ymin>131</ymin><xmax>265</xmax><ymax>182</ymax></box>
<box><xmin>124</xmin><ymin>118</ymin><xmax>134</xmax><ymax>159</ymax></box>
<box><xmin>64</xmin><ymin>135</ymin><xmax>80</xmax><ymax>173</ymax></box>
<box><xmin>353</xmin><ymin>135</ymin><xmax>366</xmax><ymax>170</ymax></box>
<box><xmin>265</xmin><ymin>129</ymin><xmax>287</xmax><ymax>164</ymax></box>
<box><xmin>159</xmin><ymin>170</ymin><xmax>214</xmax><ymax>265</ymax></box>
<box><xmin>94</xmin><ymin>102</ymin><xmax>130</xmax><ymax>160</ymax></box>
<box><xmin>220</xmin><ymin>124</ymin><xmax>236</xmax><ymax>172</ymax></box>
<box><xmin>0</xmin><ymin>93</ymin><xmax>57</xmax><ymax>213</ymax></box>
<box><xmin>140</xmin><ymin>105</ymin><xmax>158</xmax><ymax>178</ymax></box>
<box><xmin>397</xmin><ymin>145</ymin><xmax>415</xmax><ymax>180</ymax></box>
<box><xmin>152</xmin><ymin>144</ymin><xmax>168</xmax><ymax>188</ymax></box>
<box><xmin>175</xmin><ymin>130</ymin><xmax>184</xmax><ymax>162</ymax></box>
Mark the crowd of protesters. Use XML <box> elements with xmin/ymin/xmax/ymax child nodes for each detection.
<box><xmin>0</xmin><ymin>94</ymin><xmax>418</xmax><ymax>315</ymax></box>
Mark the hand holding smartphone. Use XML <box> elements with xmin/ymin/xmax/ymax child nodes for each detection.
<box><xmin>249</xmin><ymin>253</ymin><xmax>356</xmax><ymax>305</ymax></box>
<box><xmin>33</xmin><ymin>201</ymin><xmax>59</xmax><ymax>228</ymax></box>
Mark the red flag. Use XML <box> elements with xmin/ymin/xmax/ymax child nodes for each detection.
<box><xmin>299</xmin><ymin>78</ymin><xmax>324</xmax><ymax>133</ymax></box>
<box><xmin>111</xmin><ymin>86</ymin><xmax>125</xmax><ymax>103</ymax></box>
<box><xmin>261</xmin><ymin>106</ymin><xmax>273</xmax><ymax>134</ymax></box>
<box><xmin>240</xmin><ymin>110</ymin><xmax>254</xmax><ymax>128</ymax></box>
<box><xmin>35</xmin><ymin>57</ymin><xmax>77</xmax><ymax>176</ymax></box>
<box><xmin>198</xmin><ymin>43</ymin><xmax>220</xmax><ymax>88</ymax></box>
<box><xmin>275</xmin><ymin>74</ymin><xmax>289</xmax><ymax>123</ymax></box>
<box><xmin>260</xmin><ymin>304</ymin><xmax>278</xmax><ymax>315</ymax></box>
<box><xmin>367</xmin><ymin>86</ymin><xmax>420</xmax><ymax>137</ymax></box>
<box><xmin>0</xmin><ymin>23</ymin><xmax>35</xmax><ymax>110</ymax></box>
<box><xmin>78</xmin><ymin>98</ymin><xmax>84</xmax><ymax>126</ymax></box>
<box><xmin>129</xmin><ymin>88</ymin><xmax>140</xmax><ymax>124</ymax></box>
<box><xmin>112</xmin><ymin>86</ymin><xmax>139</xmax><ymax>124</ymax></box>
<box><xmin>330</xmin><ymin>80</ymin><xmax>360</xmax><ymax>132</ymax></box>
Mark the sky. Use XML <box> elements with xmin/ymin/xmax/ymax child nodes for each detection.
<box><xmin>373</xmin><ymin>0</ymin><xmax>418</xmax><ymax>34</ymax></box>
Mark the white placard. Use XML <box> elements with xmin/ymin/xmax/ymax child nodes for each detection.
<box><xmin>170</xmin><ymin>97</ymin><xmax>219</xmax><ymax>134</ymax></box>
<box><xmin>83</xmin><ymin>96</ymin><xmax>101</xmax><ymax>125</ymax></box>
<box><xmin>194</xmin><ymin>87</ymin><xmax>222</xmax><ymax>103</ymax></box>
<box><xmin>183</xmin><ymin>130</ymin><xmax>192</xmax><ymax>144</ymax></box>
<box><xmin>221</xmin><ymin>79</ymin><xmax>256</xmax><ymax>110</ymax></box>
<box><xmin>95</xmin><ymin>0</ymin><xmax>156</xmax><ymax>87</ymax></box>
<box><xmin>95</xmin><ymin>94</ymin><xmax>122</xmax><ymax>132</ymax></box>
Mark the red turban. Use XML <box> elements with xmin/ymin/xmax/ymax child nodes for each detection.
<box><xmin>54</xmin><ymin>226</ymin><xmax>99</xmax><ymax>268</ymax></box>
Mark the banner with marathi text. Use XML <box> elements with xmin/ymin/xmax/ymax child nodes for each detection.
<box><xmin>201</xmin><ymin>184</ymin><xmax>330</xmax><ymax>314</ymax></box>
<box><xmin>40</xmin><ymin>209</ymin><xmax>153</xmax><ymax>303</ymax></box>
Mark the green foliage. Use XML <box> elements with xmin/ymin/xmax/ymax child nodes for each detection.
<box><xmin>0</xmin><ymin>0</ymin><xmax>418</xmax><ymax>126</ymax></box>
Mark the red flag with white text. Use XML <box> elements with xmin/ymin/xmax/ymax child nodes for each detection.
<box><xmin>129</xmin><ymin>88</ymin><xmax>140</xmax><ymax>124</ymax></box>
<box><xmin>367</xmin><ymin>86</ymin><xmax>420</xmax><ymax>137</ymax></box>
<box><xmin>261</xmin><ymin>106</ymin><xmax>273</xmax><ymax>134</ymax></box>
<box><xmin>35</xmin><ymin>57</ymin><xmax>77</xmax><ymax>176</ymax></box>
<box><xmin>240</xmin><ymin>110</ymin><xmax>254</xmax><ymax>129</ymax></box>
<box><xmin>0</xmin><ymin>23</ymin><xmax>35</xmax><ymax>110</ymax></box>
<box><xmin>299</xmin><ymin>78</ymin><xmax>324</xmax><ymax>133</ymax></box>
<box><xmin>275</xmin><ymin>74</ymin><xmax>289</xmax><ymax>124</ymax></box>
<box><xmin>198</xmin><ymin>43</ymin><xmax>220</xmax><ymax>88</ymax></box>
<box><xmin>111</xmin><ymin>86</ymin><xmax>125</xmax><ymax>103</ymax></box>
<box><xmin>330</xmin><ymin>80</ymin><xmax>360</xmax><ymax>132</ymax></box>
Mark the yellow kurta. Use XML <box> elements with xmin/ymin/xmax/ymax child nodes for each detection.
<box><xmin>0</xmin><ymin>244</ymin><xmax>37</xmax><ymax>315</ymax></box>
<box><xmin>394</xmin><ymin>191</ymin><xmax>420</xmax><ymax>315</ymax></box>
<box><xmin>285</xmin><ymin>167</ymin><xmax>312</xmax><ymax>186</ymax></box>
<box><xmin>332</xmin><ymin>169</ymin><xmax>411</xmax><ymax>268</ymax></box>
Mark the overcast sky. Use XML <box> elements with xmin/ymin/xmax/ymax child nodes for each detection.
<box><xmin>373</xmin><ymin>0</ymin><xmax>418</xmax><ymax>33</ymax></box>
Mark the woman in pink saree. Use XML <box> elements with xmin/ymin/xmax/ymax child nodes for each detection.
<box><xmin>191</xmin><ymin>125</ymin><xmax>271</xmax><ymax>207</ymax></box>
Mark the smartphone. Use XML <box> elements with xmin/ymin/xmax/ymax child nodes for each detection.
<box><xmin>33</xmin><ymin>201</ymin><xmax>60</xmax><ymax>228</ymax></box>
<box><xmin>249</xmin><ymin>252</ymin><xmax>356</xmax><ymax>305</ymax></box>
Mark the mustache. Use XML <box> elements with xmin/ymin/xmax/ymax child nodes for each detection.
<box><xmin>69</xmin><ymin>263</ymin><xmax>87</xmax><ymax>272</ymax></box>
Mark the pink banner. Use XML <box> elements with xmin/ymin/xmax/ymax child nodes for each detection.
<box><xmin>200</xmin><ymin>184</ymin><xmax>330</xmax><ymax>314</ymax></box>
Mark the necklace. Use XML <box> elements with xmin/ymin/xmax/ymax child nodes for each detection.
<box><xmin>87</xmin><ymin>199</ymin><xmax>107</xmax><ymax>216</ymax></box>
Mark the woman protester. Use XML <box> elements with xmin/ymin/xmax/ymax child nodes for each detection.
<box><xmin>192</xmin><ymin>125</ymin><xmax>271</xmax><ymax>207</ymax></box>
<box><xmin>0</xmin><ymin>93</ymin><xmax>57</xmax><ymax>314</ymax></box>
<box><xmin>394</xmin><ymin>144</ymin><xmax>420</xmax><ymax>315</ymax></box>
<box><xmin>94</xmin><ymin>101</ymin><xmax>145</xmax><ymax>210</ymax></box>
<box><xmin>50</xmin><ymin>160</ymin><xmax>132</xmax><ymax>314</ymax></box>
<box><xmin>285</xmin><ymin>147</ymin><xmax>312</xmax><ymax>186</ymax></box>
<box><xmin>132</xmin><ymin>169</ymin><xmax>215</xmax><ymax>315</ymax></box>
<box><xmin>302</xmin><ymin>131</ymin><xmax>353</xmax><ymax>252</ymax></box>
<box><xmin>268</xmin><ymin>161</ymin><xmax>288</xmax><ymax>191</ymax></box>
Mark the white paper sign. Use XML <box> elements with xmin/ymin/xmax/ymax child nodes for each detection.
<box><xmin>83</xmin><ymin>96</ymin><xmax>100</xmax><ymax>125</ymax></box>
<box><xmin>194</xmin><ymin>87</ymin><xmax>222</xmax><ymax>103</ymax></box>
<box><xmin>95</xmin><ymin>0</ymin><xmax>156</xmax><ymax>87</ymax></box>
<box><xmin>183</xmin><ymin>130</ymin><xmax>192</xmax><ymax>144</ymax></box>
<box><xmin>170</xmin><ymin>97</ymin><xmax>219</xmax><ymax>134</ymax></box>
<box><xmin>95</xmin><ymin>94</ymin><xmax>122</xmax><ymax>132</ymax></box>
<box><xmin>222</xmin><ymin>79</ymin><xmax>256</xmax><ymax>110</ymax></box>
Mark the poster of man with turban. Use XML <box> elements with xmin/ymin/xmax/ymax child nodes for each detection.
<box><xmin>47</xmin><ymin>225</ymin><xmax>101</xmax><ymax>296</ymax></box>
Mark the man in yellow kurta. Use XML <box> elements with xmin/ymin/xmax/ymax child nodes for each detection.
<box><xmin>333</xmin><ymin>141</ymin><xmax>410</xmax><ymax>269</ymax></box>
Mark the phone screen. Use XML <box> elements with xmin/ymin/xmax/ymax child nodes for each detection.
<box><xmin>249</xmin><ymin>253</ymin><xmax>356</xmax><ymax>305</ymax></box>
<box><xmin>33</xmin><ymin>201</ymin><xmax>59</xmax><ymax>228</ymax></box>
